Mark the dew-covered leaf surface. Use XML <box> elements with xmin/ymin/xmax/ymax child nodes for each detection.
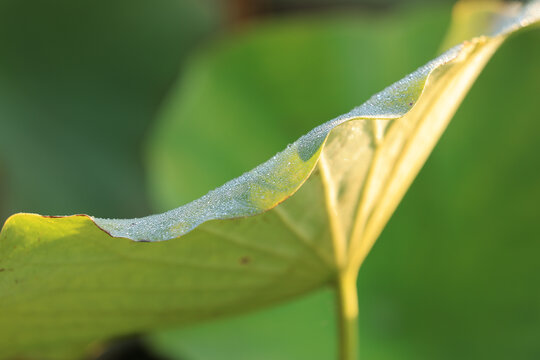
<box><xmin>0</xmin><ymin>1</ymin><xmax>538</xmax><ymax>358</ymax></box>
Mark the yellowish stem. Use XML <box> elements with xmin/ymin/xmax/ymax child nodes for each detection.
<box><xmin>336</xmin><ymin>270</ymin><xmax>359</xmax><ymax>360</ymax></box>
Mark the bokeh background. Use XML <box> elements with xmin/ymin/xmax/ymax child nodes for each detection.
<box><xmin>0</xmin><ymin>0</ymin><xmax>539</xmax><ymax>359</ymax></box>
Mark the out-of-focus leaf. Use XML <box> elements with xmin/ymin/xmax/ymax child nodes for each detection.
<box><xmin>0</xmin><ymin>1</ymin><xmax>538</xmax><ymax>359</ymax></box>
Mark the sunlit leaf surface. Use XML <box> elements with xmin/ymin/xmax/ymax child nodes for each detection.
<box><xmin>0</xmin><ymin>1</ymin><xmax>538</xmax><ymax>358</ymax></box>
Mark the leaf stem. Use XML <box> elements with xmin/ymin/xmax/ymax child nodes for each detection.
<box><xmin>336</xmin><ymin>270</ymin><xmax>359</xmax><ymax>360</ymax></box>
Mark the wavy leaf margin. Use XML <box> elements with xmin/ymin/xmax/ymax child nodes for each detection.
<box><xmin>1</xmin><ymin>1</ymin><xmax>538</xmax><ymax>244</ymax></box>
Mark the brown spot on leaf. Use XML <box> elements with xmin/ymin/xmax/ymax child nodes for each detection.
<box><xmin>240</xmin><ymin>256</ymin><xmax>251</xmax><ymax>265</ymax></box>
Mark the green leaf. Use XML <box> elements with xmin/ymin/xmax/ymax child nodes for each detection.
<box><xmin>1</xmin><ymin>2</ymin><xmax>538</xmax><ymax>358</ymax></box>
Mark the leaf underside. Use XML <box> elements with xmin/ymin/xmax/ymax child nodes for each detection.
<box><xmin>0</xmin><ymin>2</ymin><xmax>538</xmax><ymax>358</ymax></box>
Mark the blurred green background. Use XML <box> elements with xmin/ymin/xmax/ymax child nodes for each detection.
<box><xmin>0</xmin><ymin>0</ymin><xmax>539</xmax><ymax>359</ymax></box>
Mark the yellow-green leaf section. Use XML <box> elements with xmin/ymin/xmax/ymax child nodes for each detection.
<box><xmin>0</xmin><ymin>1</ymin><xmax>538</xmax><ymax>359</ymax></box>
